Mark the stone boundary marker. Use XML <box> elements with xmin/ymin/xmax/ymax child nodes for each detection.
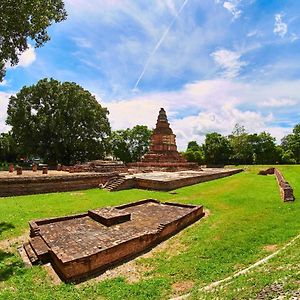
<box><xmin>258</xmin><ymin>167</ymin><xmax>295</xmax><ymax>202</ymax></box>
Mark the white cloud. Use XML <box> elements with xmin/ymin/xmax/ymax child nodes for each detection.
<box><xmin>6</xmin><ymin>45</ymin><xmax>36</xmax><ymax>69</ymax></box>
<box><xmin>96</xmin><ymin>78</ymin><xmax>300</xmax><ymax>149</ymax></box>
<box><xmin>274</xmin><ymin>14</ymin><xmax>288</xmax><ymax>38</ymax></box>
<box><xmin>259</xmin><ymin>98</ymin><xmax>297</xmax><ymax>108</ymax></box>
<box><xmin>290</xmin><ymin>33</ymin><xmax>299</xmax><ymax>42</ymax></box>
<box><xmin>0</xmin><ymin>92</ymin><xmax>12</xmax><ymax>133</ymax></box>
<box><xmin>0</xmin><ymin>80</ymin><xmax>8</xmax><ymax>86</ymax></box>
<box><xmin>72</xmin><ymin>37</ymin><xmax>93</xmax><ymax>48</ymax></box>
<box><xmin>210</xmin><ymin>49</ymin><xmax>247</xmax><ymax>78</ymax></box>
<box><xmin>223</xmin><ymin>0</ymin><xmax>242</xmax><ymax>19</ymax></box>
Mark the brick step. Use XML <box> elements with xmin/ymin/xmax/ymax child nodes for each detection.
<box><xmin>23</xmin><ymin>242</ymin><xmax>39</xmax><ymax>264</ymax></box>
<box><xmin>29</xmin><ymin>236</ymin><xmax>50</xmax><ymax>263</ymax></box>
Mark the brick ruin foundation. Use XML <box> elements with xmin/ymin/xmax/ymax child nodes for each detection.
<box><xmin>258</xmin><ymin>167</ymin><xmax>295</xmax><ymax>202</ymax></box>
<box><xmin>22</xmin><ymin>199</ymin><xmax>205</xmax><ymax>282</ymax></box>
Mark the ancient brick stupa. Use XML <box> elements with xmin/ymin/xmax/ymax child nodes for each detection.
<box><xmin>129</xmin><ymin>108</ymin><xmax>197</xmax><ymax>171</ymax></box>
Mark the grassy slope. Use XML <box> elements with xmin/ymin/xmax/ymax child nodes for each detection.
<box><xmin>0</xmin><ymin>166</ymin><xmax>299</xmax><ymax>299</ymax></box>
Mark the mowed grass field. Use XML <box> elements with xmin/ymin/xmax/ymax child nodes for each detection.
<box><xmin>0</xmin><ymin>166</ymin><xmax>299</xmax><ymax>299</ymax></box>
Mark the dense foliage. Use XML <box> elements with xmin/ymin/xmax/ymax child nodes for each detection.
<box><xmin>0</xmin><ymin>0</ymin><xmax>67</xmax><ymax>81</ymax></box>
<box><xmin>110</xmin><ymin>125</ymin><xmax>152</xmax><ymax>163</ymax></box>
<box><xmin>6</xmin><ymin>78</ymin><xmax>111</xmax><ymax>165</ymax></box>
<box><xmin>0</xmin><ymin>132</ymin><xmax>18</xmax><ymax>162</ymax></box>
<box><xmin>183</xmin><ymin>123</ymin><xmax>300</xmax><ymax>165</ymax></box>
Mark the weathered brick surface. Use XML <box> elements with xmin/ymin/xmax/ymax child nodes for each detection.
<box><xmin>0</xmin><ymin>172</ymin><xmax>118</xmax><ymax>197</ymax></box>
<box><xmin>130</xmin><ymin>108</ymin><xmax>197</xmax><ymax>170</ymax></box>
<box><xmin>23</xmin><ymin>199</ymin><xmax>205</xmax><ymax>282</ymax></box>
<box><xmin>259</xmin><ymin>167</ymin><xmax>295</xmax><ymax>202</ymax></box>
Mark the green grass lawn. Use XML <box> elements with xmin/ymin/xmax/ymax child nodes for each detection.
<box><xmin>0</xmin><ymin>166</ymin><xmax>299</xmax><ymax>299</ymax></box>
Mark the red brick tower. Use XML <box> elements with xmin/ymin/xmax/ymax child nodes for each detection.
<box><xmin>141</xmin><ymin>108</ymin><xmax>187</xmax><ymax>163</ymax></box>
<box><xmin>128</xmin><ymin>108</ymin><xmax>198</xmax><ymax>170</ymax></box>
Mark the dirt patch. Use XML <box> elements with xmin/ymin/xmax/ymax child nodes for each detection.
<box><xmin>0</xmin><ymin>232</ymin><xmax>28</xmax><ymax>252</ymax></box>
<box><xmin>263</xmin><ymin>244</ymin><xmax>278</xmax><ymax>252</ymax></box>
<box><xmin>172</xmin><ymin>280</ymin><xmax>195</xmax><ymax>293</ymax></box>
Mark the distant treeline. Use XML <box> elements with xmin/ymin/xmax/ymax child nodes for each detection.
<box><xmin>182</xmin><ymin>124</ymin><xmax>300</xmax><ymax>165</ymax></box>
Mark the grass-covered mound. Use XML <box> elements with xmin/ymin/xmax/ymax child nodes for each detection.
<box><xmin>0</xmin><ymin>165</ymin><xmax>299</xmax><ymax>299</ymax></box>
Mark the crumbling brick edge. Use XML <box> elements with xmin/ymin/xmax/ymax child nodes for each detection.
<box><xmin>258</xmin><ymin>167</ymin><xmax>295</xmax><ymax>202</ymax></box>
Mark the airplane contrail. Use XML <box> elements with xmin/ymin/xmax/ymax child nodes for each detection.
<box><xmin>133</xmin><ymin>0</ymin><xmax>189</xmax><ymax>90</ymax></box>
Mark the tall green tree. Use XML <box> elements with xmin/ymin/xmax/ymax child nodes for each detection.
<box><xmin>203</xmin><ymin>132</ymin><xmax>231</xmax><ymax>165</ymax></box>
<box><xmin>281</xmin><ymin>124</ymin><xmax>300</xmax><ymax>163</ymax></box>
<box><xmin>6</xmin><ymin>78</ymin><xmax>111</xmax><ymax>165</ymax></box>
<box><xmin>110</xmin><ymin>125</ymin><xmax>152</xmax><ymax>163</ymax></box>
<box><xmin>252</xmin><ymin>132</ymin><xmax>278</xmax><ymax>164</ymax></box>
<box><xmin>0</xmin><ymin>0</ymin><xmax>67</xmax><ymax>81</ymax></box>
<box><xmin>228</xmin><ymin>124</ymin><xmax>254</xmax><ymax>164</ymax></box>
<box><xmin>183</xmin><ymin>141</ymin><xmax>205</xmax><ymax>165</ymax></box>
<box><xmin>0</xmin><ymin>132</ymin><xmax>18</xmax><ymax>162</ymax></box>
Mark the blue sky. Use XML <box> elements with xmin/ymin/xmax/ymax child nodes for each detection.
<box><xmin>1</xmin><ymin>0</ymin><xmax>300</xmax><ymax>149</ymax></box>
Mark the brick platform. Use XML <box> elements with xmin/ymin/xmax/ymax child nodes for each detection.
<box><xmin>23</xmin><ymin>199</ymin><xmax>205</xmax><ymax>282</ymax></box>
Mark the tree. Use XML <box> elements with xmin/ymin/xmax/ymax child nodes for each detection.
<box><xmin>281</xmin><ymin>124</ymin><xmax>300</xmax><ymax>163</ymax></box>
<box><xmin>0</xmin><ymin>132</ymin><xmax>19</xmax><ymax>162</ymax></box>
<box><xmin>252</xmin><ymin>132</ymin><xmax>278</xmax><ymax>164</ymax></box>
<box><xmin>228</xmin><ymin>124</ymin><xmax>254</xmax><ymax>164</ymax></box>
<box><xmin>183</xmin><ymin>141</ymin><xmax>205</xmax><ymax>165</ymax></box>
<box><xmin>0</xmin><ymin>0</ymin><xmax>67</xmax><ymax>81</ymax></box>
<box><xmin>110</xmin><ymin>125</ymin><xmax>152</xmax><ymax>163</ymax></box>
<box><xmin>203</xmin><ymin>133</ymin><xmax>231</xmax><ymax>165</ymax></box>
<box><xmin>6</xmin><ymin>78</ymin><xmax>111</xmax><ymax>165</ymax></box>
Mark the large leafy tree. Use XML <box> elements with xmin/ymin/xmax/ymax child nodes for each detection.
<box><xmin>281</xmin><ymin>124</ymin><xmax>300</xmax><ymax>163</ymax></box>
<box><xmin>0</xmin><ymin>0</ymin><xmax>67</xmax><ymax>81</ymax></box>
<box><xmin>183</xmin><ymin>141</ymin><xmax>205</xmax><ymax>165</ymax></box>
<box><xmin>6</xmin><ymin>78</ymin><xmax>111</xmax><ymax>165</ymax></box>
<box><xmin>203</xmin><ymin>132</ymin><xmax>231</xmax><ymax>165</ymax></box>
<box><xmin>228</xmin><ymin>124</ymin><xmax>254</xmax><ymax>164</ymax></box>
<box><xmin>110</xmin><ymin>125</ymin><xmax>152</xmax><ymax>163</ymax></box>
<box><xmin>251</xmin><ymin>132</ymin><xmax>278</xmax><ymax>164</ymax></box>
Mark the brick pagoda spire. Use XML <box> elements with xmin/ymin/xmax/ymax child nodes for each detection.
<box><xmin>142</xmin><ymin>108</ymin><xmax>186</xmax><ymax>163</ymax></box>
<box><xmin>128</xmin><ymin>108</ymin><xmax>198</xmax><ymax>170</ymax></box>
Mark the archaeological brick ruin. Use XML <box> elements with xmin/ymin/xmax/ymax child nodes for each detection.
<box><xmin>258</xmin><ymin>167</ymin><xmax>295</xmax><ymax>202</ymax></box>
<box><xmin>128</xmin><ymin>108</ymin><xmax>198</xmax><ymax>171</ymax></box>
<box><xmin>22</xmin><ymin>199</ymin><xmax>205</xmax><ymax>282</ymax></box>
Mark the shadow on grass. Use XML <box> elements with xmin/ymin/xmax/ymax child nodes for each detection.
<box><xmin>0</xmin><ymin>222</ymin><xmax>15</xmax><ymax>236</ymax></box>
<box><xmin>0</xmin><ymin>250</ymin><xmax>25</xmax><ymax>282</ymax></box>
<box><xmin>0</xmin><ymin>222</ymin><xmax>25</xmax><ymax>281</ymax></box>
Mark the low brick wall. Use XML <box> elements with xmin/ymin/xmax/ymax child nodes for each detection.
<box><xmin>0</xmin><ymin>173</ymin><xmax>118</xmax><ymax>197</ymax></box>
<box><xmin>274</xmin><ymin>169</ymin><xmax>295</xmax><ymax>202</ymax></box>
<box><xmin>258</xmin><ymin>168</ymin><xmax>295</xmax><ymax>202</ymax></box>
<box><xmin>135</xmin><ymin>169</ymin><xmax>243</xmax><ymax>191</ymax></box>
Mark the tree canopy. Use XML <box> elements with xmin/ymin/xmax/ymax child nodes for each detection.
<box><xmin>6</xmin><ymin>78</ymin><xmax>110</xmax><ymax>165</ymax></box>
<box><xmin>0</xmin><ymin>0</ymin><xmax>67</xmax><ymax>81</ymax></box>
<box><xmin>203</xmin><ymin>132</ymin><xmax>232</xmax><ymax>165</ymax></box>
<box><xmin>110</xmin><ymin>125</ymin><xmax>152</xmax><ymax>163</ymax></box>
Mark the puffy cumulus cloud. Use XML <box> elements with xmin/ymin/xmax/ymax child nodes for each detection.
<box><xmin>274</xmin><ymin>14</ymin><xmax>288</xmax><ymax>38</ymax></box>
<box><xmin>259</xmin><ymin>98</ymin><xmax>297</xmax><ymax>108</ymax></box>
<box><xmin>0</xmin><ymin>92</ymin><xmax>12</xmax><ymax>133</ymax></box>
<box><xmin>210</xmin><ymin>49</ymin><xmax>247</xmax><ymax>79</ymax></box>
